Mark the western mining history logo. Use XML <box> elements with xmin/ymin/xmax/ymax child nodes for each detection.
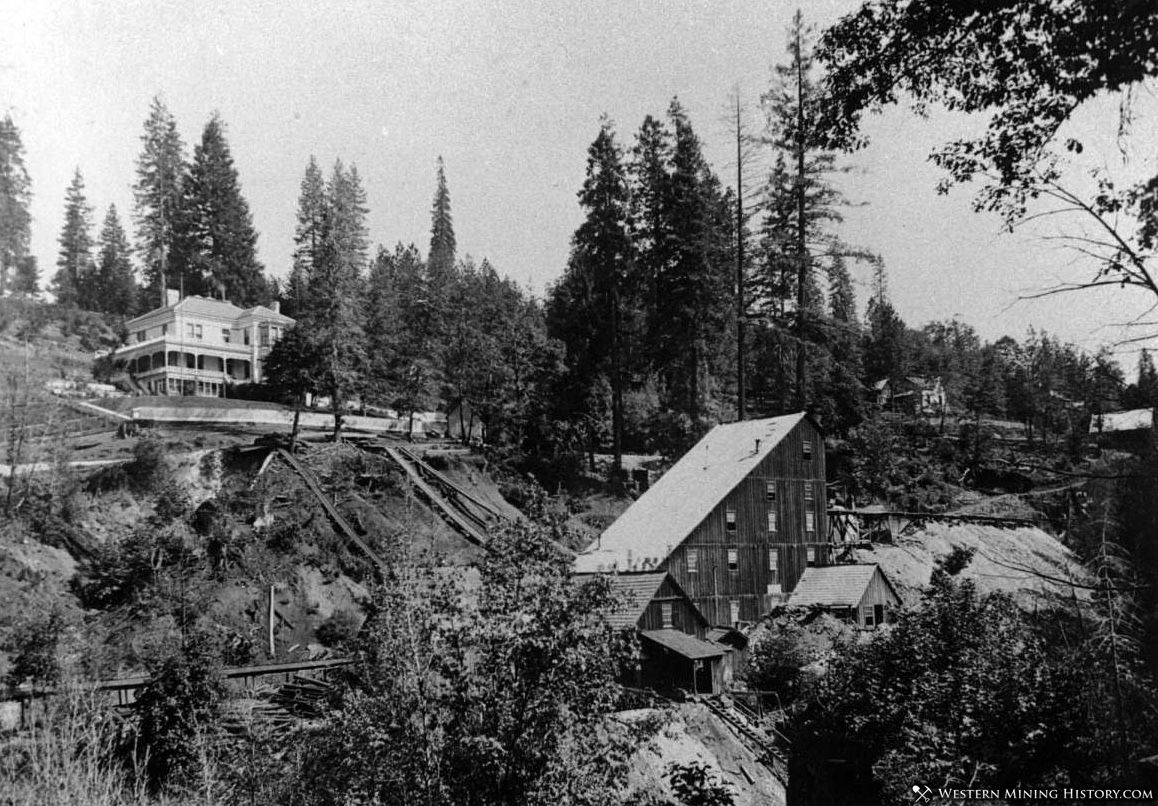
<box><xmin>912</xmin><ymin>784</ymin><xmax>1155</xmax><ymax>802</ymax></box>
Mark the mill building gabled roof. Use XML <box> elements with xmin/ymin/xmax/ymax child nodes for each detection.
<box><xmin>582</xmin><ymin>571</ymin><xmax>708</xmax><ymax>631</ymax></box>
<box><xmin>573</xmin><ymin>412</ymin><xmax>812</xmax><ymax>574</ymax></box>
<box><xmin>788</xmin><ymin>564</ymin><xmax>900</xmax><ymax>609</ymax></box>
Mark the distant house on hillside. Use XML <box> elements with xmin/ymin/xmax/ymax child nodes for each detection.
<box><xmin>574</xmin><ymin>413</ymin><xmax>829</xmax><ymax>625</ymax></box>
<box><xmin>447</xmin><ymin>398</ymin><xmax>485</xmax><ymax>444</ymax></box>
<box><xmin>112</xmin><ymin>291</ymin><xmax>294</xmax><ymax>397</ymax></box>
<box><xmin>1089</xmin><ymin>406</ymin><xmax>1153</xmax><ymax>452</ymax></box>
<box><xmin>587</xmin><ymin>571</ymin><xmax>729</xmax><ymax>694</ymax></box>
<box><xmin>787</xmin><ymin>564</ymin><xmax>901</xmax><ymax>629</ymax></box>
<box><xmin>873</xmin><ymin>376</ymin><xmax>947</xmax><ymax>415</ymax></box>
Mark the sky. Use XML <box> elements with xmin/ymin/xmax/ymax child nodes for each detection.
<box><xmin>3</xmin><ymin>0</ymin><xmax>1157</xmax><ymax>370</ymax></box>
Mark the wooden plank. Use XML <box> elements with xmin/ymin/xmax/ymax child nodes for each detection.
<box><xmin>275</xmin><ymin>449</ymin><xmax>390</xmax><ymax>574</ymax></box>
<box><xmin>397</xmin><ymin>446</ymin><xmax>508</xmax><ymax>522</ymax></box>
<box><xmin>383</xmin><ymin>447</ymin><xmax>488</xmax><ymax>546</ymax></box>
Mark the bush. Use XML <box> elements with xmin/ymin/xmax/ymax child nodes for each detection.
<box><xmin>315</xmin><ymin>608</ymin><xmax>361</xmax><ymax>647</ymax></box>
<box><xmin>6</xmin><ymin>610</ymin><xmax>66</xmax><ymax>688</ymax></box>
<box><xmin>133</xmin><ymin>634</ymin><xmax>225</xmax><ymax>793</ymax></box>
<box><xmin>126</xmin><ymin>434</ymin><xmax>169</xmax><ymax>494</ymax></box>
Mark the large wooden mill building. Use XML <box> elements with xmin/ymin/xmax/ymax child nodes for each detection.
<box><xmin>575</xmin><ymin>413</ymin><xmax>830</xmax><ymax>625</ymax></box>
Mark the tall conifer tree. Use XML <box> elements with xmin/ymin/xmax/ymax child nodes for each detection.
<box><xmin>569</xmin><ymin>120</ymin><xmax>635</xmax><ymax>471</ymax></box>
<box><xmin>428</xmin><ymin>155</ymin><xmax>456</xmax><ymax>285</ymax></box>
<box><xmin>53</xmin><ymin>168</ymin><xmax>94</xmax><ymax>308</ymax></box>
<box><xmin>301</xmin><ymin>160</ymin><xmax>369</xmax><ymax>437</ymax></box>
<box><xmin>760</xmin><ymin>11</ymin><xmax>852</xmax><ymax>409</ymax></box>
<box><xmin>629</xmin><ymin>115</ymin><xmax>673</xmax><ymax>369</ymax></box>
<box><xmin>287</xmin><ymin>156</ymin><xmax>326</xmax><ymax>317</ymax></box>
<box><xmin>661</xmin><ymin>99</ymin><xmax>733</xmax><ymax>427</ymax></box>
<box><xmin>133</xmin><ymin>96</ymin><xmax>186</xmax><ymax>309</ymax></box>
<box><xmin>0</xmin><ymin>114</ymin><xmax>32</xmax><ymax>297</ymax></box>
<box><xmin>95</xmin><ymin>204</ymin><xmax>137</xmax><ymax>316</ymax></box>
<box><xmin>177</xmin><ymin>113</ymin><xmax>268</xmax><ymax>305</ymax></box>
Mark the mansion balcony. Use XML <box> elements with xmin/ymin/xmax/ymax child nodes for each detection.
<box><xmin>119</xmin><ymin>347</ymin><xmax>256</xmax><ymax>398</ymax></box>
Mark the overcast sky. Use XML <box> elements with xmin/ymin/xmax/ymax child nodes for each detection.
<box><xmin>4</xmin><ymin>0</ymin><xmax>1156</xmax><ymax>368</ymax></box>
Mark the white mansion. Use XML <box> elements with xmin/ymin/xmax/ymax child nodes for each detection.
<box><xmin>113</xmin><ymin>291</ymin><xmax>295</xmax><ymax>397</ymax></box>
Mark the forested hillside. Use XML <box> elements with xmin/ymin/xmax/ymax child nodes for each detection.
<box><xmin>4</xmin><ymin>2</ymin><xmax>1158</xmax><ymax>804</ymax></box>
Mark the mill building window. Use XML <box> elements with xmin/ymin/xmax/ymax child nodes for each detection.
<box><xmin>725</xmin><ymin>506</ymin><xmax>736</xmax><ymax>532</ymax></box>
<box><xmin>727</xmin><ymin>548</ymin><xmax>738</xmax><ymax>572</ymax></box>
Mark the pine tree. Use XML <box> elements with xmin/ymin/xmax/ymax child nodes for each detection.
<box><xmin>133</xmin><ymin>96</ymin><xmax>186</xmax><ymax>309</ymax></box>
<box><xmin>11</xmin><ymin>256</ymin><xmax>38</xmax><ymax>295</ymax></box>
<box><xmin>428</xmin><ymin>155</ymin><xmax>456</xmax><ymax>286</ymax></box>
<box><xmin>385</xmin><ymin>242</ymin><xmax>439</xmax><ymax>430</ymax></box>
<box><xmin>301</xmin><ymin>160</ymin><xmax>369</xmax><ymax>438</ymax></box>
<box><xmin>177</xmin><ymin>113</ymin><xmax>268</xmax><ymax>305</ymax></box>
<box><xmin>630</xmin><ymin>114</ymin><xmax>673</xmax><ymax>350</ymax></box>
<box><xmin>568</xmin><ymin>119</ymin><xmax>635</xmax><ymax>471</ymax></box>
<box><xmin>54</xmin><ymin>168</ymin><xmax>94</xmax><ymax>308</ymax></box>
<box><xmin>760</xmin><ymin>10</ymin><xmax>855</xmax><ymax>409</ymax></box>
<box><xmin>0</xmin><ymin>113</ymin><xmax>32</xmax><ymax>297</ymax></box>
<box><xmin>95</xmin><ymin>204</ymin><xmax>137</xmax><ymax>315</ymax></box>
<box><xmin>1137</xmin><ymin>349</ymin><xmax>1158</xmax><ymax>405</ymax></box>
<box><xmin>660</xmin><ymin>99</ymin><xmax>733</xmax><ymax>429</ymax></box>
<box><xmin>818</xmin><ymin>255</ymin><xmax>865</xmax><ymax>431</ymax></box>
<box><xmin>286</xmin><ymin>156</ymin><xmax>326</xmax><ymax>317</ymax></box>
<box><xmin>864</xmin><ymin>275</ymin><xmax>909</xmax><ymax>390</ymax></box>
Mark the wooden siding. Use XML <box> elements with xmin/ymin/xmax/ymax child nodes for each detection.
<box><xmin>855</xmin><ymin>568</ymin><xmax>902</xmax><ymax>628</ymax></box>
<box><xmin>661</xmin><ymin>417</ymin><xmax>829</xmax><ymax>624</ymax></box>
<box><xmin>636</xmin><ymin>576</ymin><xmax>707</xmax><ymax>638</ymax></box>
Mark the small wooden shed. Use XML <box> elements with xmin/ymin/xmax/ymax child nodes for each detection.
<box><xmin>588</xmin><ymin>571</ymin><xmax>729</xmax><ymax>695</ymax></box>
<box><xmin>447</xmin><ymin>398</ymin><xmax>485</xmax><ymax>444</ymax></box>
<box><xmin>788</xmin><ymin>564</ymin><xmax>901</xmax><ymax>629</ymax></box>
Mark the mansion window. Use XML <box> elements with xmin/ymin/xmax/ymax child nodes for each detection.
<box><xmin>222</xmin><ymin>329</ymin><xmax>231</xmax><ymax>344</ymax></box>
<box><xmin>244</xmin><ymin>329</ymin><xmax>251</xmax><ymax>346</ymax></box>
<box><xmin>187</xmin><ymin>323</ymin><xmax>203</xmax><ymax>340</ymax></box>
<box><xmin>136</xmin><ymin>330</ymin><xmax>146</xmax><ymax>342</ymax></box>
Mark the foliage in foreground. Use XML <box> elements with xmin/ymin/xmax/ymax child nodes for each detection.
<box><xmin>290</xmin><ymin>522</ymin><xmax>638</xmax><ymax>806</ymax></box>
<box><xmin>787</xmin><ymin>569</ymin><xmax>1158</xmax><ymax>804</ymax></box>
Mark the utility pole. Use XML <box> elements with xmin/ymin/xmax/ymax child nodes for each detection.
<box><xmin>794</xmin><ymin>23</ymin><xmax>809</xmax><ymax>411</ymax></box>
<box><xmin>735</xmin><ymin>91</ymin><xmax>747</xmax><ymax>422</ymax></box>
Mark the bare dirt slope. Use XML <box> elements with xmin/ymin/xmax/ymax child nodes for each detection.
<box><xmin>854</xmin><ymin>522</ymin><xmax>1088</xmax><ymax>607</ymax></box>
<box><xmin>622</xmin><ymin>703</ymin><xmax>786</xmax><ymax>806</ymax></box>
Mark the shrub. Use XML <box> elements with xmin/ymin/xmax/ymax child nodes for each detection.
<box><xmin>315</xmin><ymin>608</ymin><xmax>361</xmax><ymax>647</ymax></box>
<box><xmin>132</xmin><ymin>633</ymin><xmax>225</xmax><ymax>794</ymax></box>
